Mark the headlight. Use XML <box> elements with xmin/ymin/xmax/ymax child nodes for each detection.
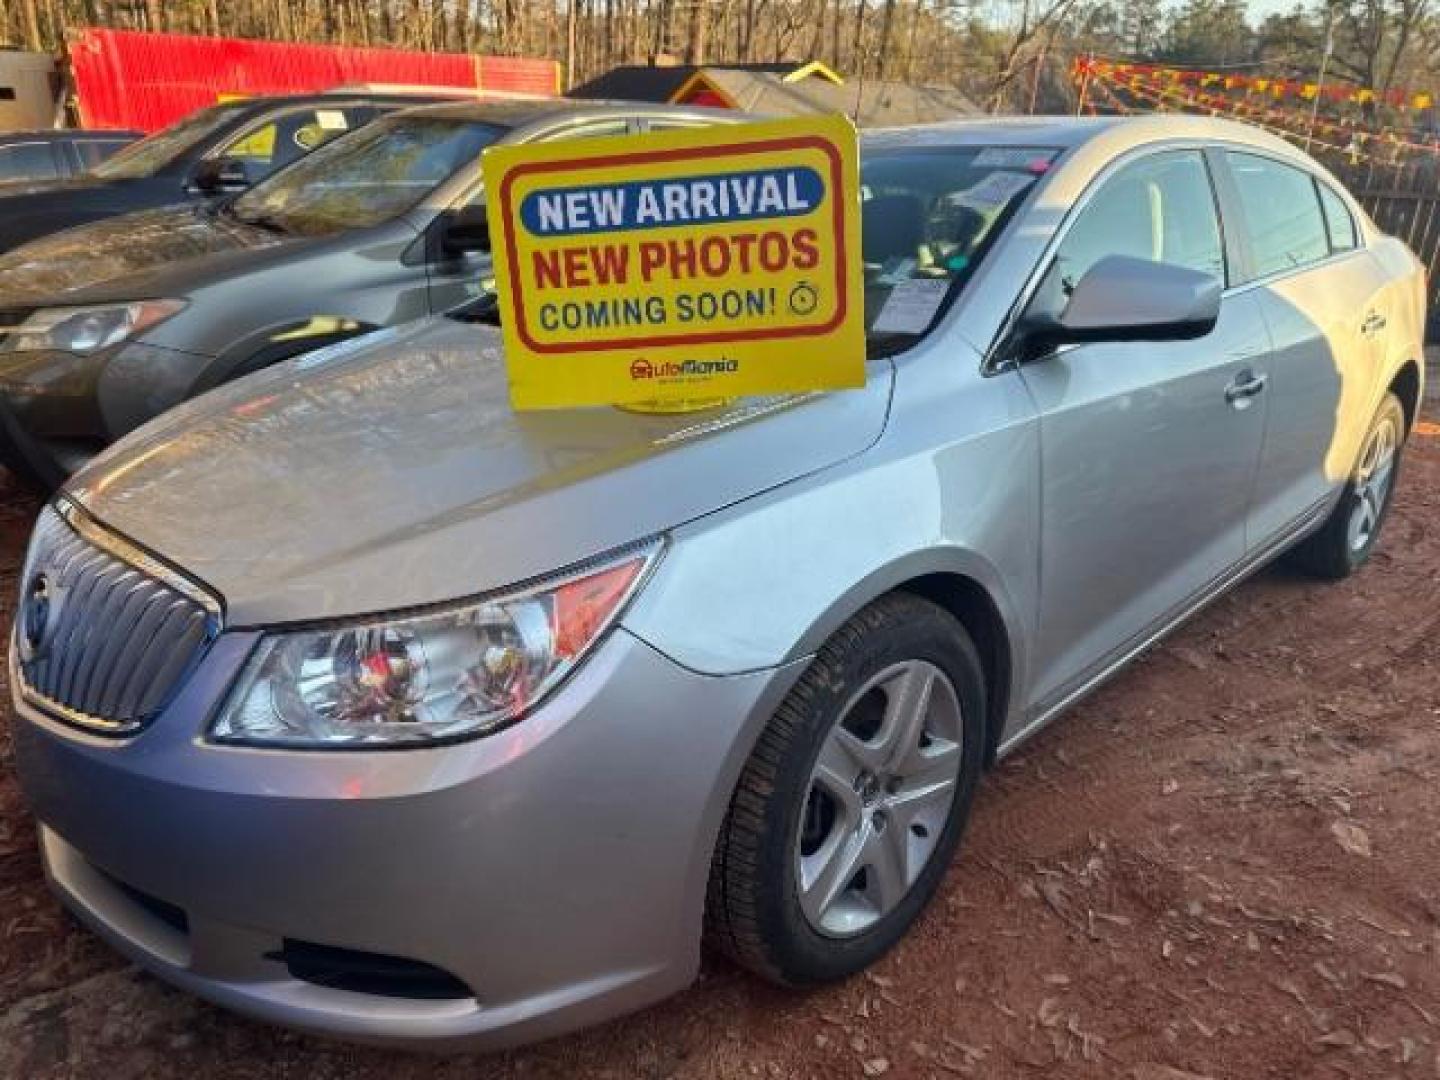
<box><xmin>211</xmin><ymin>543</ymin><xmax>659</xmax><ymax>748</ymax></box>
<box><xmin>4</xmin><ymin>300</ymin><xmax>187</xmax><ymax>355</ymax></box>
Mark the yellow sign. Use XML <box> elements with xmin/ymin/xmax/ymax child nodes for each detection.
<box><xmin>481</xmin><ymin>115</ymin><xmax>866</xmax><ymax>410</ymax></box>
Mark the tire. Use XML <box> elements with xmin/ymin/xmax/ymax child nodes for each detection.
<box><xmin>1288</xmin><ymin>391</ymin><xmax>1406</xmax><ymax>580</ymax></box>
<box><xmin>706</xmin><ymin>593</ymin><xmax>987</xmax><ymax>986</ymax></box>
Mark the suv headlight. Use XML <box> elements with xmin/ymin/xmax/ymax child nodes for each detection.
<box><xmin>211</xmin><ymin>543</ymin><xmax>658</xmax><ymax>748</ymax></box>
<box><xmin>5</xmin><ymin>300</ymin><xmax>187</xmax><ymax>355</ymax></box>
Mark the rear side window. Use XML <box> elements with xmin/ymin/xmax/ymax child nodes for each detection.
<box><xmin>1317</xmin><ymin>182</ymin><xmax>1358</xmax><ymax>252</ymax></box>
<box><xmin>1225</xmin><ymin>152</ymin><xmax>1330</xmax><ymax>278</ymax></box>
<box><xmin>0</xmin><ymin>142</ymin><xmax>59</xmax><ymax>181</ymax></box>
<box><xmin>1033</xmin><ymin>149</ymin><xmax>1225</xmax><ymax>317</ymax></box>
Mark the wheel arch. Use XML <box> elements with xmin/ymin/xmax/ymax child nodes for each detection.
<box><xmin>784</xmin><ymin>549</ymin><xmax>1027</xmax><ymax>769</ymax></box>
<box><xmin>1388</xmin><ymin>358</ymin><xmax>1422</xmax><ymax>438</ymax></box>
<box><xmin>895</xmin><ymin>573</ymin><xmax>1014</xmax><ymax>767</ymax></box>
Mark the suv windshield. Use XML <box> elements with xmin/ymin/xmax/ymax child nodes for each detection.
<box><xmin>860</xmin><ymin>144</ymin><xmax>1055</xmax><ymax>355</ymax></box>
<box><xmin>229</xmin><ymin>115</ymin><xmax>507</xmax><ymax>237</ymax></box>
<box><xmin>89</xmin><ymin>105</ymin><xmax>245</xmax><ymax>180</ymax></box>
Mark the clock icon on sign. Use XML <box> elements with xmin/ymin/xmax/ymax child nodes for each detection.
<box><xmin>788</xmin><ymin>281</ymin><xmax>819</xmax><ymax>317</ymax></box>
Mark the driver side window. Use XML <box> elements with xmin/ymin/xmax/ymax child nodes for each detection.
<box><xmin>1032</xmin><ymin>150</ymin><xmax>1225</xmax><ymax>319</ymax></box>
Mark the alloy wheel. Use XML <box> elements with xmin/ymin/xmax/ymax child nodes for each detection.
<box><xmin>795</xmin><ymin>660</ymin><xmax>965</xmax><ymax>938</ymax></box>
<box><xmin>1347</xmin><ymin>415</ymin><xmax>1398</xmax><ymax>554</ymax></box>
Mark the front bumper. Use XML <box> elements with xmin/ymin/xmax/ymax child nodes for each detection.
<box><xmin>13</xmin><ymin>627</ymin><xmax>801</xmax><ymax>1050</ymax></box>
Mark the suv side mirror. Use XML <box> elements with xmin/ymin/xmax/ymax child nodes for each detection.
<box><xmin>440</xmin><ymin>204</ymin><xmax>491</xmax><ymax>258</ymax></box>
<box><xmin>1015</xmin><ymin>254</ymin><xmax>1221</xmax><ymax>359</ymax></box>
<box><xmin>191</xmin><ymin>158</ymin><xmax>250</xmax><ymax>195</ymax></box>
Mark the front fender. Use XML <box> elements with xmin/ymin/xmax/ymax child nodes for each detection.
<box><xmin>621</xmin><ymin>347</ymin><xmax>1041</xmax><ymax>745</ymax></box>
<box><xmin>622</xmin><ymin>440</ymin><xmax>1036</xmax><ymax>693</ymax></box>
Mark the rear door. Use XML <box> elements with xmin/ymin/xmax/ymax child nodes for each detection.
<box><xmin>1218</xmin><ymin>151</ymin><xmax>1391</xmax><ymax>546</ymax></box>
<box><xmin>1017</xmin><ymin>148</ymin><xmax>1271</xmax><ymax>712</ymax></box>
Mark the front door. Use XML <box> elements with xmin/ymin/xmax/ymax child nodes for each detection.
<box><xmin>1018</xmin><ymin>148</ymin><xmax>1270</xmax><ymax>712</ymax></box>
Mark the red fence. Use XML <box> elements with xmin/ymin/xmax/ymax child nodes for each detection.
<box><xmin>69</xmin><ymin>29</ymin><xmax>559</xmax><ymax>132</ymax></box>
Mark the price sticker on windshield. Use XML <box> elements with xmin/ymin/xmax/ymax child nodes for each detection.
<box><xmin>482</xmin><ymin>115</ymin><xmax>865</xmax><ymax>410</ymax></box>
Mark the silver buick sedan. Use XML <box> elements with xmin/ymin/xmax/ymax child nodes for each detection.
<box><xmin>9</xmin><ymin>115</ymin><xmax>1427</xmax><ymax>1050</ymax></box>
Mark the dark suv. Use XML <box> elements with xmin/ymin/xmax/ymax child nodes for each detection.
<box><xmin>0</xmin><ymin>93</ymin><xmax>452</xmax><ymax>254</ymax></box>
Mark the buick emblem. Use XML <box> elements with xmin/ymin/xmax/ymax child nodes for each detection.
<box><xmin>20</xmin><ymin>572</ymin><xmax>51</xmax><ymax>661</ymax></box>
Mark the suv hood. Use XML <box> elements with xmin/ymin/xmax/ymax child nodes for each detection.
<box><xmin>68</xmin><ymin>317</ymin><xmax>892</xmax><ymax>626</ymax></box>
<box><xmin>0</xmin><ymin>205</ymin><xmax>294</xmax><ymax>305</ymax></box>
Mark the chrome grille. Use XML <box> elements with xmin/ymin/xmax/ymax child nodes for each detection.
<box><xmin>15</xmin><ymin>503</ymin><xmax>220</xmax><ymax>734</ymax></box>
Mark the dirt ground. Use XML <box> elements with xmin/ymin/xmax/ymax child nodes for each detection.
<box><xmin>2</xmin><ymin>369</ymin><xmax>1440</xmax><ymax>1079</ymax></box>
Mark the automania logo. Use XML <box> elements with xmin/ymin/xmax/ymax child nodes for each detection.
<box><xmin>629</xmin><ymin>358</ymin><xmax>739</xmax><ymax>380</ymax></box>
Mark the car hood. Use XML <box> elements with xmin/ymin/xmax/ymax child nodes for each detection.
<box><xmin>68</xmin><ymin>317</ymin><xmax>893</xmax><ymax>626</ymax></box>
<box><xmin>0</xmin><ymin>205</ymin><xmax>294</xmax><ymax>305</ymax></box>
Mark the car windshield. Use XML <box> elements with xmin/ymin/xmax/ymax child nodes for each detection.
<box><xmin>860</xmin><ymin>144</ymin><xmax>1056</xmax><ymax>355</ymax></box>
<box><xmin>88</xmin><ymin>105</ymin><xmax>244</xmax><ymax>180</ymax></box>
<box><xmin>228</xmin><ymin>116</ymin><xmax>508</xmax><ymax>236</ymax></box>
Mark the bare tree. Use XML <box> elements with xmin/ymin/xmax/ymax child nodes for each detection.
<box><xmin>1328</xmin><ymin>0</ymin><xmax>1432</xmax><ymax>94</ymax></box>
<box><xmin>984</xmin><ymin>0</ymin><xmax>1084</xmax><ymax>111</ymax></box>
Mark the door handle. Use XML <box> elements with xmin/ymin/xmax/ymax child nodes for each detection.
<box><xmin>1224</xmin><ymin>371</ymin><xmax>1268</xmax><ymax>405</ymax></box>
<box><xmin>1361</xmin><ymin>312</ymin><xmax>1387</xmax><ymax>336</ymax></box>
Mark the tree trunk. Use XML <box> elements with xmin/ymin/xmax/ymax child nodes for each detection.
<box><xmin>20</xmin><ymin>0</ymin><xmax>44</xmax><ymax>51</ymax></box>
<box><xmin>741</xmin><ymin>0</ymin><xmax>759</xmax><ymax>58</ymax></box>
<box><xmin>900</xmin><ymin>0</ymin><xmax>923</xmax><ymax>81</ymax></box>
<box><xmin>874</xmin><ymin>0</ymin><xmax>897</xmax><ymax>76</ymax></box>
<box><xmin>565</xmin><ymin>0</ymin><xmax>578</xmax><ymax>89</ymax></box>
<box><xmin>687</xmin><ymin>0</ymin><xmax>709</xmax><ymax>62</ymax></box>
<box><xmin>850</xmin><ymin>0</ymin><xmax>867</xmax><ymax>77</ymax></box>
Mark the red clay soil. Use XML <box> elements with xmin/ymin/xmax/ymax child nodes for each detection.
<box><xmin>2</xmin><ymin>423</ymin><xmax>1440</xmax><ymax>1080</ymax></box>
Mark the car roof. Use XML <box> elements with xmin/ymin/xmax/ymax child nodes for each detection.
<box><xmin>383</xmin><ymin>97</ymin><xmax>741</xmax><ymax>128</ymax></box>
<box><xmin>862</xmin><ymin>113</ymin><xmax>1301</xmax><ymax>160</ymax></box>
<box><xmin>205</xmin><ymin>91</ymin><xmax>467</xmax><ymax>119</ymax></box>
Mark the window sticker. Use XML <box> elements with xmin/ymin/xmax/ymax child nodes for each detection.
<box><xmin>871</xmin><ymin>278</ymin><xmax>951</xmax><ymax>334</ymax></box>
<box><xmin>316</xmin><ymin>110</ymin><xmax>350</xmax><ymax>131</ymax></box>
<box><xmin>947</xmin><ymin>171</ymin><xmax>1035</xmax><ymax>213</ymax></box>
<box><xmin>875</xmin><ymin>257</ymin><xmax>917</xmax><ymax>285</ymax></box>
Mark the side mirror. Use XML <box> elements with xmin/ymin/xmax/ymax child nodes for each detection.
<box><xmin>440</xmin><ymin>204</ymin><xmax>491</xmax><ymax>258</ymax></box>
<box><xmin>191</xmin><ymin>158</ymin><xmax>250</xmax><ymax>195</ymax></box>
<box><xmin>1016</xmin><ymin>254</ymin><xmax>1221</xmax><ymax>359</ymax></box>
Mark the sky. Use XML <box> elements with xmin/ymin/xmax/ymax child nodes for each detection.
<box><xmin>1240</xmin><ymin>0</ymin><xmax>1307</xmax><ymax>21</ymax></box>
